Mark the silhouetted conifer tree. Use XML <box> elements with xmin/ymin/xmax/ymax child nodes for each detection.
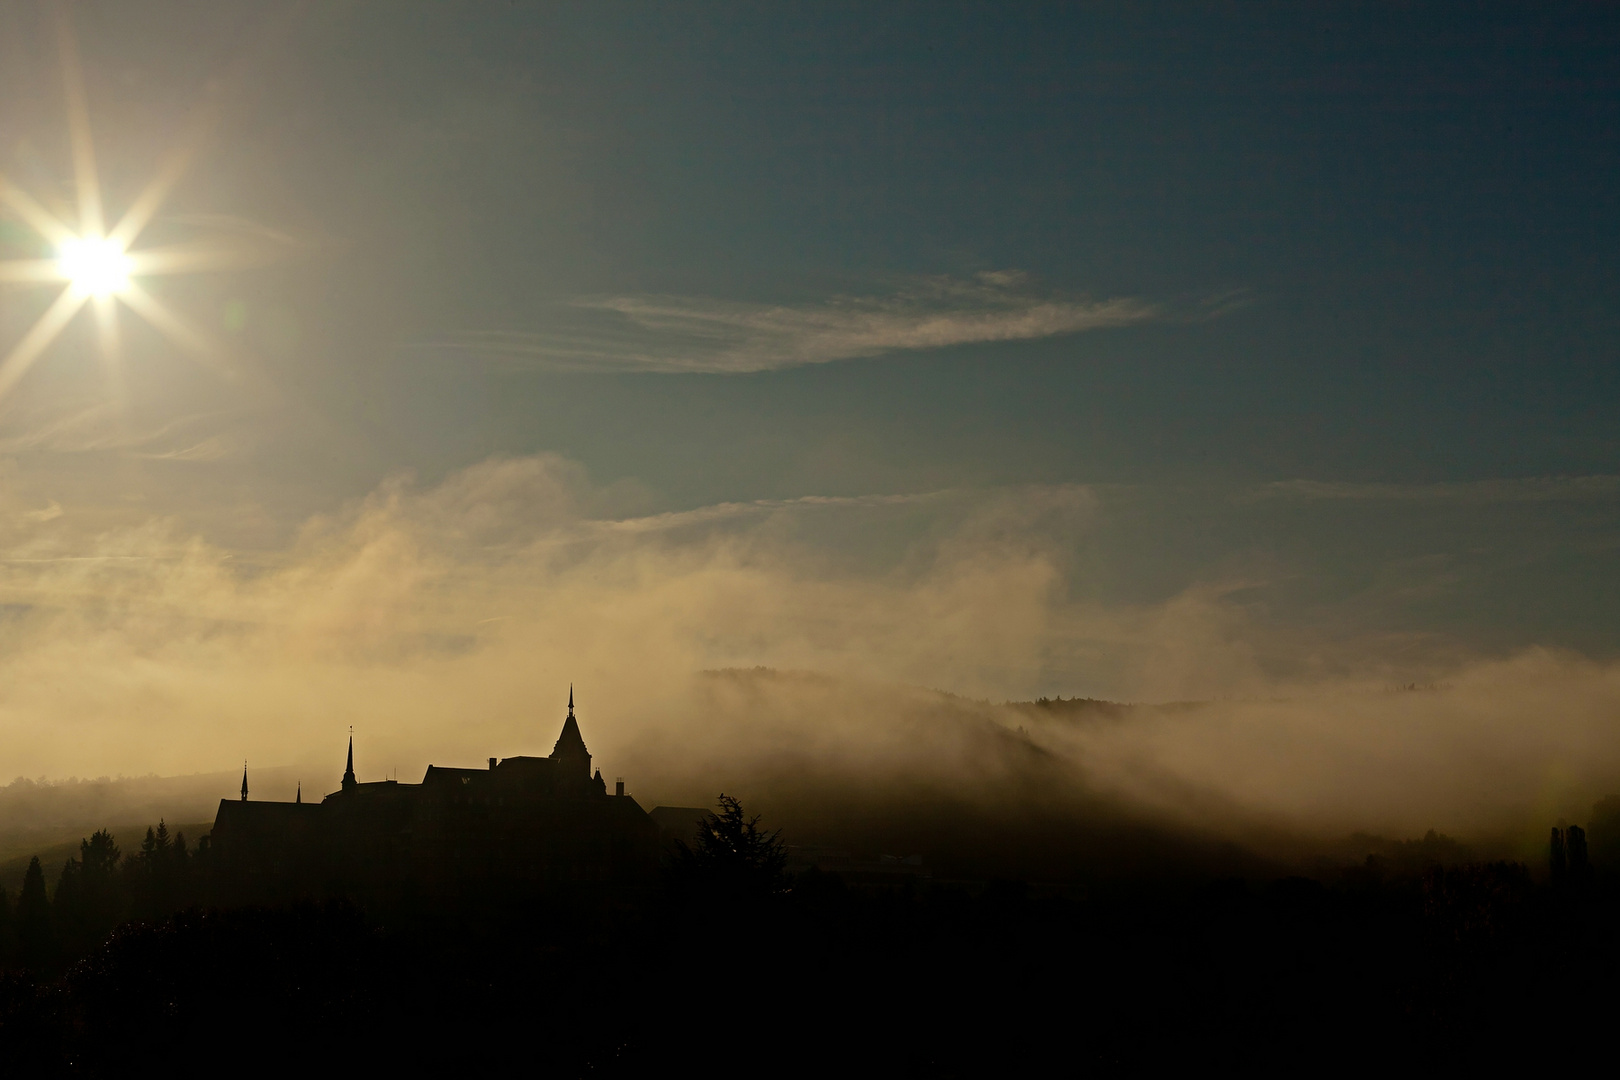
<box><xmin>673</xmin><ymin>794</ymin><xmax>788</xmax><ymax>898</ymax></box>
<box><xmin>153</xmin><ymin>819</ymin><xmax>173</xmax><ymax>907</ymax></box>
<box><xmin>127</xmin><ymin>820</ymin><xmax>184</xmax><ymax>917</ymax></box>
<box><xmin>53</xmin><ymin>858</ymin><xmax>83</xmax><ymax>941</ymax></box>
<box><xmin>0</xmin><ymin>884</ymin><xmax>13</xmax><ymax>965</ymax></box>
<box><xmin>1550</xmin><ymin>827</ymin><xmax>1567</xmax><ymax>882</ymax></box>
<box><xmin>1589</xmin><ymin>795</ymin><xmax>1620</xmax><ymax>870</ymax></box>
<box><xmin>16</xmin><ymin>856</ymin><xmax>53</xmax><ymax>968</ymax></box>
<box><xmin>87</xmin><ymin>830</ymin><xmax>117</xmax><ymax>872</ymax></box>
<box><xmin>1567</xmin><ymin>824</ymin><xmax>1590</xmax><ymax>885</ymax></box>
<box><xmin>54</xmin><ymin>830</ymin><xmax>123</xmax><ymax>956</ymax></box>
<box><xmin>138</xmin><ymin>823</ymin><xmax>166</xmax><ymax>863</ymax></box>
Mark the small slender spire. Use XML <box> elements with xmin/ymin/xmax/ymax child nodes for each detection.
<box><xmin>342</xmin><ymin>728</ymin><xmax>356</xmax><ymax>791</ymax></box>
<box><xmin>240</xmin><ymin>761</ymin><xmax>248</xmax><ymax>802</ymax></box>
<box><xmin>568</xmin><ymin>684</ymin><xmax>574</xmax><ymax>714</ymax></box>
<box><xmin>296</xmin><ymin>781</ymin><xmax>302</xmax><ymax>804</ymax></box>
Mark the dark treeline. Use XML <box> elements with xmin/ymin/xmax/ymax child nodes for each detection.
<box><xmin>0</xmin><ymin>821</ymin><xmax>205</xmax><ymax>973</ymax></box>
<box><xmin>2</xmin><ymin>800</ymin><xmax>1620</xmax><ymax>1072</ymax></box>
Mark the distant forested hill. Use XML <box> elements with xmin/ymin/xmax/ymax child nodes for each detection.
<box><xmin>0</xmin><ymin>770</ymin><xmax>293</xmax><ymax>889</ymax></box>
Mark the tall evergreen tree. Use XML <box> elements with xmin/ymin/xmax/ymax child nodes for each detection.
<box><xmin>0</xmin><ymin>884</ymin><xmax>13</xmax><ymax>965</ymax></box>
<box><xmin>55</xmin><ymin>831</ymin><xmax>123</xmax><ymax>956</ymax></box>
<box><xmin>1568</xmin><ymin>824</ymin><xmax>1591</xmax><ymax>884</ymax></box>
<box><xmin>82</xmin><ymin>829</ymin><xmax>121</xmax><ymax>877</ymax></box>
<box><xmin>673</xmin><ymin>794</ymin><xmax>789</xmax><ymax>898</ymax></box>
<box><xmin>138</xmin><ymin>825</ymin><xmax>160</xmax><ymax>863</ymax></box>
<box><xmin>16</xmin><ymin>856</ymin><xmax>52</xmax><ymax>968</ymax></box>
<box><xmin>53</xmin><ymin>857</ymin><xmax>84</xmax><ymax>946</ymax></box>
<box><xmin>130</xmin><ymin>823</ymin><xmax>169</xmax><ymax>917</ymax></box>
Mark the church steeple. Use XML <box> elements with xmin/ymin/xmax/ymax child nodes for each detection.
<box><xmin>296</xmin><ymin>781</ymin><xmax>302</xmax><ymax>805</ymax></box>
<box><xmin>551</xmin><ymin>687</ymin><xmax>590</xmax><ymax>778</ymax></box>
<box><xmin>240</xmin><ymin>762</ymin><xmax>248</xmax><ymax>802</ymax></box>
<box><xmin>342</xmin><ymin>731</ymin><xmax>357</xmax><ymax>792</ymax></box>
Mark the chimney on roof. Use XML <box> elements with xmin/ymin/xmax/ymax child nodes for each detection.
<box><xmin>615</xmin><ymin>777</ymin><xmax>625</xmax><ymax>797</ymax></box>
<box><xmin>489</xmin><ymin>757</ymin><xmax>498</xmax><ymax>770</ymax></box>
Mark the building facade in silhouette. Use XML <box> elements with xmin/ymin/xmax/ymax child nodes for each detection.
<box><xmin>211</xmin><ymin>692</ymin><xmax>658</xmax><ymax>898</ymax></box>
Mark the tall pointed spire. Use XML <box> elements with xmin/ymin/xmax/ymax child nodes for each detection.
<box><xmin>296</xmin><ymin>781</ymin><xmax>302</xmax><ymax>804</ymax></box>
<box><xmin>240</xmin><ymin>761</ymin><xmax>248</xmax><ymax>802</ymax></box>
<box><xmin>342</xmin><ymin>729</ymin><xmax>357</xmax><ymax>792</ymax></box>
<box><xmin>552</xmin><ymin>687</ymin><xmax>590</xmax><ymax>778</ymax></box>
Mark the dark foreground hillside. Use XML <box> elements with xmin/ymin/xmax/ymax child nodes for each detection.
<box><xmin>0</xmin><ymin>818</ymin><xmax>1617</xmax><ymax>1073</ymax></box>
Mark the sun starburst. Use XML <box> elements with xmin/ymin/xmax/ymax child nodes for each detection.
<box><xmin>0</xmin><ymin>9</ymin><xmax>286</xmax><ymax>404</ymax></box>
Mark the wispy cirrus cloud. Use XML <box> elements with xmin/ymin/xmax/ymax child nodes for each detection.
<box><xmin>1250</xmin><ymin>475</ymin><xmax>1620</xmax><ymax>504</ymax></box>
<box><xmin>424</xmin><ymin>271</ymin><xmax>1158</xmax><ymax>374</ymax></box>
<box><xmin>0</xmin><ymin>400</ymin><xmax>244</xmax><ymax>460</ymax></box>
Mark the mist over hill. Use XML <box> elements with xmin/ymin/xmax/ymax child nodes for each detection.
<box><xmin>6</xmin><ymin>660</ymin><xmax>1619</xmax><ymax>888</ymax></box>
<box><xmin>0</xmin><ymin>769</ymin><xmax>290</xmax><ymax>889</ymax></box>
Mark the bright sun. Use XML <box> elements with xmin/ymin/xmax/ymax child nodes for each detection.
<box><xmin>0</xmin><ymin>10</ymin><xmax>291</xmax><ymax>403</ymax></box>
<box><xmin>57</xmin><ymin>235</ymin><xmax>132</xmax><ymax>297</ymax></box>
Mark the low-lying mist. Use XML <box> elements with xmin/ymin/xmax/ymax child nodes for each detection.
<box><xmin>620</xmin><ymin>661</ymin><xmax>1620</xmax><ymax>876</ymax></box>
<box><xmin>2</xmin><ymin>453</ymin><xmax>1618</xmax><ymax>876</ymax></box>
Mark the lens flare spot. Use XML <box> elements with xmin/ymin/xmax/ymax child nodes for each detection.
<box><xmin>57</xmin><ymin>235</ymin><xmax>132</xmax><ymax>297</ymax></box>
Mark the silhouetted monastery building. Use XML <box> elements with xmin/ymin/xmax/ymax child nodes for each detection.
<box><xmin>212</xmin><ymin>691</ymin><xmax>658</xmax><ymax>899</ymax></box>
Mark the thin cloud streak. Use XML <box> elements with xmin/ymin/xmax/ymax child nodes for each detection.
<box><xmin>0</xmin><ymin>402</ymin><xmax>243</xmax><ymax>459</ymax></box>
<box><xmin>426</xmin><ymin>273</ymin><xmax>1157</xmax><ymax>374</ymax></box>
<box><xmin>1251</xmin><ymin>476</ymin><xmax>1620</xmax><ymax>504</ymax></box>
<box><xmin>589</xmin><ymin>491</ymin><xmax>945</xmax><ymax>536</ymax></box>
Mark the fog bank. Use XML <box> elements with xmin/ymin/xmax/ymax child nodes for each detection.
<box><xmin>1</xmin><ymin>453</ymin><xmax>1617</xmax><ymax>861</ymax></box>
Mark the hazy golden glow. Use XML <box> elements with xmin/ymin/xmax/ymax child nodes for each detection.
<box><xmin>0</xmin><ymin>450</ymin><xmax>1614</xmax><ymax>849</ymax></box>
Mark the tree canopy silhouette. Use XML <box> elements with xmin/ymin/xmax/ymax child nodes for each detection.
<box><xmin>17</xmin><ymin>856</ymin><xmax>52</xmax><ymax>968</ymax></box>
<box><xmin>54</xmin><ymin>829</ymin><xmax>122</xmax><ymax>955</ymax></box>
<box><xmin>0</xmin><ymin>884</ymin><xmax>13</xmax><ymax>964</ymax></box>
<box><xmin>673</xmin><ymin>794</ymin><xmax>788</xmax><ymax>897</ymax></box>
